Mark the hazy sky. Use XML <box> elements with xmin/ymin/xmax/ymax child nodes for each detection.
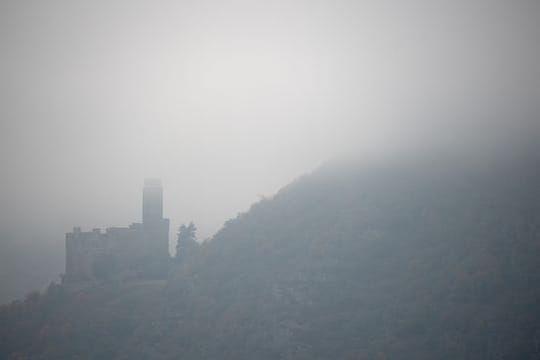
<box><xmin>1</xmin><ymin>0</ymin><xmax>539</xmax><ymax>301</ymax></box>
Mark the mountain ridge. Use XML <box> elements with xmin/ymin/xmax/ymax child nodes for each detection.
<box><xmin>2</xmin><ymin>155</ymin><xmax>540</xmax><ymax>359</ymax></box>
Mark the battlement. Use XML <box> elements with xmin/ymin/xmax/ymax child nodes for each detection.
<box><xmin>144</xmin><ymin>178</ymin><xmax>162</xmax><ymax>187</ymax></box>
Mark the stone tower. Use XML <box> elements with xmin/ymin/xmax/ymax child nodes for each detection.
<box><xmin>143</xmin><ymin>178</ymin><xmax>163</xmax><ymax>224</ymax></box>
<box><xmin>142</xmin><ymin>178</ymin><xmax>170</xmax><ymax>260</ymax></box>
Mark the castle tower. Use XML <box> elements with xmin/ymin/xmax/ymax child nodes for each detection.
<box><xmin>142</xmin><ymin>179</ymin><xmax>170</xmax><ymax>260</ymax></box>
<box><xmin>143</xmin><ymin>178</ymin><xmax>163</xmax><ymax>224</ymax></box>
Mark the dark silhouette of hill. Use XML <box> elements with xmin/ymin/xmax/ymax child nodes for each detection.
<box><xmin>2</xmin><ymin>154</ymin><xmax>540</xmax><ymax>359</ymax></box>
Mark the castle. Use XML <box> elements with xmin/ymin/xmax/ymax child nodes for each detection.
<box><xmin>64</xmin><ymin>179</ymin><xmax>170</xmax><ymax>283</ymax></box>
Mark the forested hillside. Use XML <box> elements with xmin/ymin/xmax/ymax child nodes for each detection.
<box><xmin>2</xmin><ymin>155</ymin><xmax>540</xmax><ymax>359</ymax></box>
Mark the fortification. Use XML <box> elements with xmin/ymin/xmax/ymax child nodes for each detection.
<box><xmin>64</xmin><ymin>179</ymin><xmax>170</xmax><ymax>282</ymax></box>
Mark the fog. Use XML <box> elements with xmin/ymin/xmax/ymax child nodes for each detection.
<box><xmin>1</xmin><ymin>0</ymin><xmax>539</xmax><ymax>303</ymax></box>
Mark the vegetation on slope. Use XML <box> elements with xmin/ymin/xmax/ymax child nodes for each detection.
<box><xmin>2</xmin><ymin>156</ymin><xmax>540</xmax><ymax>359</ymax></box>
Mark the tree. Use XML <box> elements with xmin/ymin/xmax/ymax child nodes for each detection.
<box><xmin>176</xmin><ymin>222</ymin><xmax>198</xmax><ymax>261</ymax></box>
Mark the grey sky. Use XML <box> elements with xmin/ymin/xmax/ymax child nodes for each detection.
<box><xmin>1</xmin><ymin>0</ymin><xmax>539</xmax><ymax>302</ymax></box>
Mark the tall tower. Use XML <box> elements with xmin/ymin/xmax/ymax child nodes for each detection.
<box><xmin>142</xmin><ymin>179</ymin><xmax>170</xmax><ymax>260</ymax></box>
<box><xmin>143</xmin><ymin>178</ymin><xmax>163</xmax><ymax>224</ymax></box>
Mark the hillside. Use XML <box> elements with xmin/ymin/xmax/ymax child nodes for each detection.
<box><xmin>2</xmin><ymin>155</ymin><xmax>540</xmax><ymax>359</ymax></box>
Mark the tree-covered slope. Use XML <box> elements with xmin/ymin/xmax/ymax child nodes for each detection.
<box><xmin>2</xmin><ymin>156</ymin><xmax>540</xmax><ymax>359</ymax></box>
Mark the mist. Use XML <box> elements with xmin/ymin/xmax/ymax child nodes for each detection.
<box><xmin>1</xmin><ymin>0</ymin><xmax>540</xmax><ymax>303</ymax></box>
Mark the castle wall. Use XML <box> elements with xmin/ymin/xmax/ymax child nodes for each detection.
<box><xmin>65</xmin><ymin>228</ymin><xmax>108</xmax><ymax>282</ymax></box>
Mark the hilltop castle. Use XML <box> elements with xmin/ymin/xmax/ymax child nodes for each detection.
<box><xmin>64</xmin><ymin>179</ymin><xmax>170</xmax><ymax>283</ymax></box>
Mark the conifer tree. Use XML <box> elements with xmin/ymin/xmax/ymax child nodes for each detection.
<box><xmin>175</xmin><ymin>222</ymin><xmax>197</xmax><ymax>261</ymax></box>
